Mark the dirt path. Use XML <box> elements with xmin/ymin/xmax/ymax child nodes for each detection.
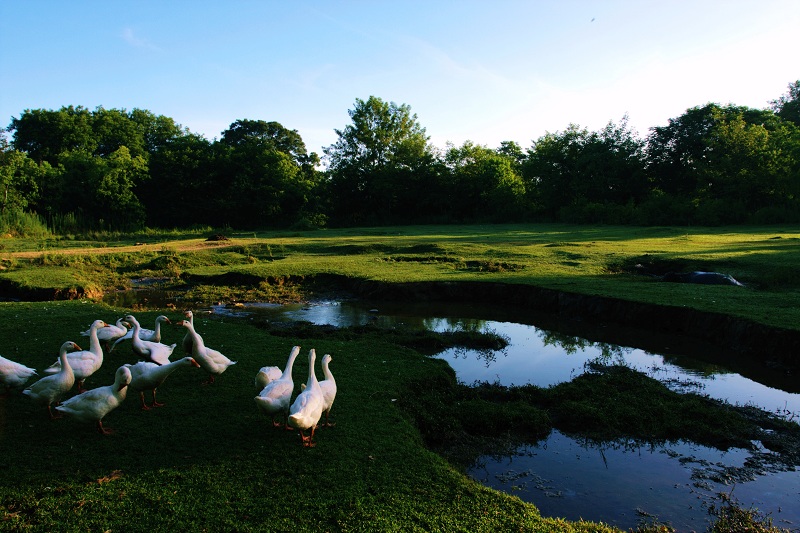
<box><xmin>4</xmin><ymin>239</ymin><xmax>240</xmax><ymax>259</ymax></box>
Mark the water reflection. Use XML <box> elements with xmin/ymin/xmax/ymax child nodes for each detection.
<box><xmin>110</xmin><ymin>293</ymin><xmax>800</xmax><ymax>530</ymax></box>
<box><xmin>470</xmin><ymin>430</ymin><xmax>800</xmax><ymax>532</ymax></box>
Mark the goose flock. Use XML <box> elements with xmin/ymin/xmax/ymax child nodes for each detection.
<box><xmin>0</xmin><ymin>312</ymin><xmax>337</xmax><ymax>446</ymax></box>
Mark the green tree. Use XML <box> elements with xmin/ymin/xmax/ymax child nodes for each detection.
<box><xmin>771</xmin><ymin>80</ymin><xmax>800</xmax><ymax>126</ymax></box>
<box><xmin>323</xmin><ymin>96</ymin><xmax>433</xmax><ymax>226</ymax></box>
<box><xmin>0</xmin><ymin>133</ymin><xmax>45</xmax><ymax>215</ymax></box>
<box><xmin>444</xmin><ymin>141</ymin><xmax>526</xmax><ymax>221</ymax></box>
<box><xmin>91</xmin><ymin>107</ymin><xmax>146</xmax><ymax>158</ymax></box>
<box><xmin>142</xmin><ymin>132</ymin><xmax>215</xmax><ymax>227</ymax></box>
<box><xmin>9</xmin><ymin>106</ymin><xmax>96</xmax><ymax>165</ymax></box>
<box><xmin>130</xmin><ymin>108</ymin><xmax>187</xmax><ymax>155</ymax></box>
<box><xmin>523</xmin><ymin>118</ymin><xmax>646</xmax><ymax>221</ymax></box>
<box><xmin>53</xmin><ymin>147</ymin><xmax>147</xmax><ymax>230</ymax></box>
<box><xmin>496</xmin><ymin>140</ymin><xmax>526</xmax><ymax>173</ymax></box>
<box><xmin>646</xmin><ymin>103</ymin><xmax>797</xmax><ymax>223</ymax></box>
<box><xmin>220</xmin><ymin>119</ymin><xmax>318</xmax><ymax>167</ymax></box>
<box><xmin>522</xmin><ymin>125</ymin><xmax>588</xmax><ymax>218</ymax></box>
<box><xmin>215</xmin><ymin>120</ymin><xmax>321</xmax><ymax>228</ymax></box>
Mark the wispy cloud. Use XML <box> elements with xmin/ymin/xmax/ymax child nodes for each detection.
<box><xmin>121</xmin><ymin>27</ymin><xmax>160</xmax><ymax>51</ymax></box>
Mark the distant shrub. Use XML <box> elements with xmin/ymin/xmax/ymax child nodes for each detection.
<box><xmin>694</xmin><ymin>199</ymin><xmax>748</xmax><ymax>225</ymax></box>
<box><xmin>558</xmin><ymin>201</ymin><xmax>636</xmax><ymax>225</ymax></box>
<box><xmin>750</xmin><ymin>204</ymin><xmax>800</xmax><ymax>224</ymax></box>
<box><xmin>0</xmin><ymin>209</ymin><xmax>52</xmax><ymax>238</ymax></box>
<box><xmin>631</xmin><ymin>193</ymin><xmax>694</xmax><ymax>226</ymax></box>
<box><xmin>290</xmin><ymin>213</ymin><xmax>328</xmax><ymax>231</ymax></box>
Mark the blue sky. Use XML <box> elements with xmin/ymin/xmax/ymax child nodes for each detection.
<box><xmin>1</xmin><ymin>1</ymin><xmax>799</xmax><ymax>160</ymax></box>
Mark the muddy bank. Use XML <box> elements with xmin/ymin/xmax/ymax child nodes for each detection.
<box><xmin>2</xmin><ymin>272</ymin><xmax>798</xmax><ymax>372</ymax></box>
<box><xmin>0</xmin><ymin>278</ymin><xmax>102</xmax><ymax>301</ymax></box>
<box><xmin>343</xmin><ymin>278</ymin><xmax>800</xmax><ymax>372</ymax></box>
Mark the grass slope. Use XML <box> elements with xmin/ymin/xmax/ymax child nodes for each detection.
<box><xmin>0</xmin><ymin>302</ymin><xmax>619</xmax><ymax>532</ymax></box>
<box><xmin>3</xmin><ymin>223</ymin><xmax>800</xmax><ymax>330</ymax></box>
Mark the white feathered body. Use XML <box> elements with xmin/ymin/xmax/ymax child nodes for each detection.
<box><xmin>288</xmin><ymin>349</ymin><xmax>325</xmax><ymax>433</ymax></box>
<box><xmin>126</xmin><ymin>315</ymin><xmax>176</xmax><ymax>365</ymax></box>
<box><xmin>182</xmin><ymin>310</ymin><xmax>194</xmax><ymax>355</ymax></box>
<box><xmin>319</xmin><ymin>354</ymin><xmax>337</xmax><ymax>419</ymax></box>
<box><xmin>126</xmin><ymin>357</ymin><xmax>199</xmax><ymax>394</ymax></box>
<box><xmin>82</xmin><ymin>318</ymin><xmax>127</xmax><ymax>343</ymax></box>
<box><xmin>112</xmin><ymin>315</ymin><xmax>169</xmax><ymax>351</ymax></box>
<box><xmin>55</xmin><ymin>365</ymin><xmax>131</xmax><ymax>424</ymax></box>
<box><xmin>0</xmin><ymin>355</ymin><xmax>37</xmax><ymax>393</ymax></box>
<box><xmin>254</xmin><ymin>346</ymin><xmax>300</xmax><ymax>423</ymax></box>
<box><xmin>179</xmin><ymin>320</ymin><xmax>236</xmax><ymax>376</ymax></box>
<box><xmin>44</xmin><ymin>320</ymin><xmax>105</xmax><ymax>384</ymax></box>
<box><xmin>22</xmin><ymin>341</ymin><xmax>78</xmax><ymax>407</ymax></box>
<box><xmin>255</xmin><ymin>365</ymin><xmax>282</xmax><ymax>389</ymax></box>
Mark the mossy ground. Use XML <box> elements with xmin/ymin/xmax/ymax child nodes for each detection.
<box><xmin>2</xmin><ymin>224</ymin><xmax>798</xmax><ymax>532</ymax></box>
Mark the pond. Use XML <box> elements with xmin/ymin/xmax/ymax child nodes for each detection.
<box><xmin>108</xmin><ymin>292</ymin><xmax>800</xmax><ymax>531</ymax></box>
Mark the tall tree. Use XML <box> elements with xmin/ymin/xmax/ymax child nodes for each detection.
<box><xmin>91</xmin><ymin>107</ymin><xmax>146</xmax><ymax>159</ymax></box>
<box><xmin>646</xmin><ymin>103</ymin><xmax>796</xmax><ymax>223</ymax></box>
<box><xmin>0</xmin><ymin>133</ymin><xmax>46</xmax><ymax>215</ymax></box>
<box><xmin>323</xmin><ymin>96</ymin><xmax>432</xmax><ymax>225</ymax></box>
<box><xmin>220</xmin><ymin>119</ymin><xmax>317</xmax><ymax>166</ymax></box>
<box><xmin>444</xmin><ymin>141</ymin><xmax>526</xmax><ymax>222</ymax></box>
<box><xmin>53</xmin><ymin>147</ymin><xmax>148</xmax><ymax>229</ymax></box>
<box><xmin>523</xmin><ymin>119</ymin><xmax>646</xmax><ymax>221</ymax></box>
<box><xmin>216</xmin><ymin>120</ymin><xmax>320</xmax><ymax>228</ymax></box>
<box><xmin>130</xmin><ymin>108</ymin><xmax>187</xmax><ymax>155</ymax></box>
<box><xmin>142</xmin><ymin>132</ymin><xmax>214</xmax><ymax>227</ymax></box>
<box><xmin>771</xmin><ymin>80</ymin><xmax>800</xmax><ymax>126</ymax></box>
<box><xmin>9</xmin><ymin>106</ymin><xmax>96</xmax><ymax>165</ymax></box>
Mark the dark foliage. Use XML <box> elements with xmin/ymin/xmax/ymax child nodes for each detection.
<box><xmin>4</xmin><ymin>83</ymin><xmax>800</xmax><ymax>231</ymax></box>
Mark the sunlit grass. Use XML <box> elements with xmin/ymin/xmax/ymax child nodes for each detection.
<box><xmin>2</xmin><ymin>221</ymin><xmax>799</xmax><ymax>532</ymax></box>
<box><xmin>0</xmin><ymin>301</ymin><xmax>621</xmax><ymax>533</ymax></box>
<box><xmin>3</xmin><ymin>223</ymin><xmax>800</xmax><ymax>329</ymax></box>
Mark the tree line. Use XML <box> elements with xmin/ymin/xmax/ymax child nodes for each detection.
<box><xmin>2</xmin><ymin>80</ymin><xmax>799</xmax><ymax>233</ymax></box>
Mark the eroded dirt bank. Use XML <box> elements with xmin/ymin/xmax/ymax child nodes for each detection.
<box><xmin>2</xmin><ymin>273</ymin><xmax>798</xmax><ymax>373</ymax></box>
<box><xmin>343</xmin><ymin>278</ymin><xmax>800</xmax><ymax>373</ymax></box>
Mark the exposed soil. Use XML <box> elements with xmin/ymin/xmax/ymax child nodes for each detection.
<box><xmin>4</xmin><ymin>238</ymin><xmax>239</xmax><ymax>259</ymax></box>
<box><xmin>340</xmin><ymin>278</ymin><xmax>800</xmax><ymax>373</ymax></box>
<box><xmin>2</xmin><ymin>265</ymin><xmax>798</xmax><ymax>373</ymax></box>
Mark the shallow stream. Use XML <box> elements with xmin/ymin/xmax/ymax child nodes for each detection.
<box><xmin>107</xmin><ymin>292</ymin><xmax>800</xmax><ymax>531</ymax></box>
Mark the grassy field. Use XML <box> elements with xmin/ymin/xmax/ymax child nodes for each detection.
<box><xmin>3</xmin><ymin>223</ymin><xmax>800</xmax><ymax>329</ymax></box>
<box><xmin>1</xmin><ymin>223</ymin><xmax>798</xmax><ymax>532</ymax></box>
<box><xmin>0</xmin><ymin>303</ymin><xmax>631</xmax><ymax>533</ymax></box>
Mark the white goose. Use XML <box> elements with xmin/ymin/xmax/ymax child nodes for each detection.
<box><xmin>55</xmin><ymin>365</ymin><xmax>132</xmax><ymax>435</ymax></box>
<box><xmin>82</xmin><ymin>317</ymin><xmax>127</xmax><ymax>351</ymax></box>
<box><xmin>318</xmin><ymin>354</ymin><xmax>337</xmax><ymax>427</ymax></box>
<box><xmin>111</xmin><ymin>315</ymin><xmax>170</xmax><ymax>352</ymax></box>
<box><xmin>125</xmin><ymin>315</ymin><xmax>176</xmax><ymax>366</ymax></box>
<box><xmin>125</xmin><ymin>357</ymin><xmax>200</xmax><ymax>410</ymax></box>
<box><xmin>288</xmin><ymin>348</ymin><xmax>325</xmax><ymax>447</ymax></box>
<box><xmin>181</xmin><ymin>310</ymin><xmax>195</xmax><ymax>355</ymax></box>
<box><xmin>22</xmin><ymin>341</ymin><xmax>80</xmax><ymax>418</ymax></box>
<box><xmin>0</xmin><ymin>355</ymin><xmax>37</xmax><ymax>396</ymax></box>
<box><xmin>254</xmin><ymin>345</ymin><xmax>300</xmax><ymax>428</ymax></box>
<box><xmin>255</xmin><ymin>364</ymin><xmax>282</xmax><ymax>390</ymax></box>
<box><xmin>176</xmin><ymin>319</ymin><xmax>236</xmax><ymax>384</ymax></box>
<box><xmin>44</xmin><ymin>319</ymin><xmax>107</xmax><ymax>392</ymax></box>
<box><xmin>299</xmin><ymin>353</ymin><xmax>337</xmax><ymax>427</ymax></box>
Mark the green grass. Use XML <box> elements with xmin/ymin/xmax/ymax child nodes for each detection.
<box><xmin>0</xmin><ymin>301</ymin><xmax>622</xmax><ymax>532</ymax></box>
<box><xmin>2</xmin><ymin>224</ymin><xmax>799</xmax><ymax>532</ymax></box>
<box><xmin>3</xmin><ymin>223</ymin><xmax>800</xmax><ymax>329</ymax></box>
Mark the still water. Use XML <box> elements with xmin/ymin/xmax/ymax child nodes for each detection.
<box><xmin>116</xmin><ymin>293</ymin><xmax>800</xmax><ymax>531</ymax></box>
